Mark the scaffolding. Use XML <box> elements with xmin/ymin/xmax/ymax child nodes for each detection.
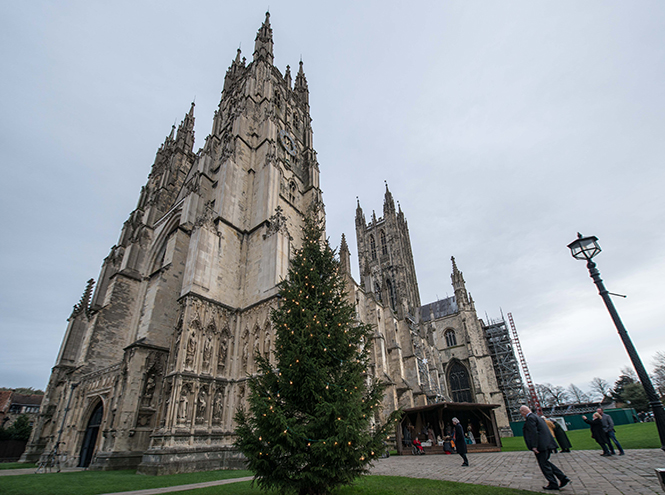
<box><xmin>484</xmin><ymin>317</ymin><xmax>528</xmax><ymax>422</ymax></box>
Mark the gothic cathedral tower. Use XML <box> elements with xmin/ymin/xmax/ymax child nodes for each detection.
<box><xmin>24</xmin><ymin>13</ymin><xmax>322</xmax><ymax>474</ymax></box>
<box><xmin>355</xmin><ymin>184</ymin><xmax>420</xmax><ymax>319</ymax></box>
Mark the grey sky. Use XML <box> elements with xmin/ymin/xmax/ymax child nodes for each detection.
<box><xmin>1</xmin><ymin>1</ymin><xmax>664</xmax><ymax>396</ymax></box>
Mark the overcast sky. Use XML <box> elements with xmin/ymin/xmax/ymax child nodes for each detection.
<box><xmin>1</xmin><ymin>1</ymin><xmax>664</xmax><ymax>398</ymax></box>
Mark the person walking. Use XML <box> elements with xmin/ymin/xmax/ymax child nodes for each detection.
<box><xmin>552</xmin><ymin>420</ymin><xmax>572</xmax><ymax>453</ymax></box>
<box><xmin>520</xmin><ymin>406</ymin><xmax>571</xmax><ymax>491</ymax></box>
<box><xmin>598</xmin><ymin>407</ymin><xmax>624</xmax><ymax>455</ymax></box>
<box><xmin>582</xmin><ymin>412</ymin><xmax>612</xmax><ymax>456</ymax></box>
<box><xmin>452</xmin><ymin>417</ymin><xmax>468</xmax><ymax>466</ymax></box>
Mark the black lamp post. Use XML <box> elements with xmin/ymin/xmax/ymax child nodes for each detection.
<box><xmin>568</xmin><ymin>233</ymin><xmax>665</xmax><ymax>452</ymax></box>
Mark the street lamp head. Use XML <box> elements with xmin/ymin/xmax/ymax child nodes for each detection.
<box><xmin>567</xmin><ymin>233</ymin><xmax>601</xmax><ymax>261</ymax></box>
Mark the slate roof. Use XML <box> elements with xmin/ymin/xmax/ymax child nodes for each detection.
<box><xmin>420</xmin><ymin>296</ymin><xmax>458</xmax><ymax>322</ymax></box>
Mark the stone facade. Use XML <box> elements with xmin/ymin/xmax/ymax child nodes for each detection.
<box><xmin>349</xmin><ymin>189</ymin><xmax>510</xmax><ymax>435</ymax></box>
<box><xmin>22</xmin><ymin>13</ymin><xmax>510</xmax><ymax>474</ymax></box>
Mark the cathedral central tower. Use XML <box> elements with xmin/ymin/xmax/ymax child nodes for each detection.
<box><xmin>24</xmin><ymin>13</ymin><xmax>322</xmax><ymax>474</ymax></box>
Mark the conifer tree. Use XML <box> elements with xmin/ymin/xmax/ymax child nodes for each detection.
<box><xmin>235</xmin><ymin>204</ymin><xmax>397</xmax><ymax>495</ymax></box>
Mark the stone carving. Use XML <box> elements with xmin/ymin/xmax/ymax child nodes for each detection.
<box><xmin>212</xmin><ymin>387</ymin><xmax>224</xmax><ymax>425</ymax></box>
<box><xmin>185</xmin><ymin>332</ymin><xmax>197</xmax><ymax>370</ymax></box>
<box><xmin>217</xmin><ymin>337</ymin><xmax>228</xmax><ymax>374</ymax></box>
<box><xmin>196</xmin><ymin>387</ymin><xmax>208</xmax><ymax>424</ymax></box>
<box><xmin>202</xmin><ymin>337</ymin><xmax>212</xmax><ymax>373</ymax></box>
<box><xmin>240</xmin><ymin>329</ymin><xmax>249</xmax><ymax>372</ymax></box>
<box><xmin>177</xmin><ymin>384</ymin><xmax>190</xmax><ymax>425</ymax></box>
<box><xmin>263</xmin><ymin>206</ymin><xmax>291</xmax><ymax>240</ymax></box>
<box><xmin>194</xmin><ymin>200</ymin><xmax>216</xmax><ymax>229</ymax></box>
<box><xmin>141</xmin><ymin>374</ymin><xmax>156</xmax><ymax>408</ymax></box>
<box><xmin>172</xmin><ymin>331</ymin><xmax>181</xmax><ymax>371</ymax></box>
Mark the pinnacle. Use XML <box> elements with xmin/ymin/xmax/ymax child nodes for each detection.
<box><xmin>340</xmin><ymin>233</ymin><xmax>349</xmax><ymax>252</ymax></box>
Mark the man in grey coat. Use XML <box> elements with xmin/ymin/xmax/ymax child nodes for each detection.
<box><xmin>520</xmin><ymin>405</ymin><xmax>571</xmax><ymax>491</ymax></box>
<box><xmin>597</xmin><ymin>407</ymin><xmax>625</xmax><ymax>455</ymax></box>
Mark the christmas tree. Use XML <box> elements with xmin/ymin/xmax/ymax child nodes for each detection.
<box><xmin>235</xmin><ymin>203</ymin><xmax>397</xmax><ymax>495</ymax></box>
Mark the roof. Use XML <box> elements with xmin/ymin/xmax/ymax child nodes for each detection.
<box><xmin>420</xmin><ymin>296</ymin><xmax>458</xmax><ymax>322</ymax></box>
<box><xmin>402</xmin><ymin>401</ymin><xmax>501</xmax><ymax>416</ymax></box>
<box><xmin>10</xmin><ymin>394</ymin><xmax>44</xmax><ymax>407</ymax></box>
<box><xmin>0</xmin><ymin>391</ymin><xmax>11</xmax><ymax>413</ymax></box>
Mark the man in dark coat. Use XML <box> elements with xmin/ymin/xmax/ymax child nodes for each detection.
<box><xmin>597</xmin><ymin>407</ymin><xmax>624</xmax><ymax>455</ymax></box>
<box><xmin>452</xmin><ymin>417</ymin><xmax>468</xmax><ymax>466</ymax></box>
<box><xmin>520</xmin><ymin>406</ymin><xmax>571</xmax><ymax>491</ymax></box>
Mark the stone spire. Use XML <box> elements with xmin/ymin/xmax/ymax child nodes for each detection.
<box><xmin>355</xmin><ymin>197</ymin><xmax>365</xmax><ymax>227</ymax></box>
<box><xmin>451</xmin><ymin>256</ymin><xmax>470</xmax><ymax>309</ymax></box>
<box><xmin>294</xmin><ymin>60</ymin><xmax>309</xmax><ymax>106</ymax></box>
<box><xmin>383</xmin><ymin>181</ymin><xmax>395</xmax><ymax>216</ymax></box>
<box><xmin>284</xmin><ymin>64</ymin><xmax>292</xmax><ymax>88</ymax></box>
<box><xmin>253</xmin><ymin>11</ymin><xmax>274</xmax><ymax>64</ymax></box>
<box><xmin>339</xmin><ymin>234</ymin><xmax>352</xmax><ymax>275</ymax></box>
<box><xmin>224</xmin><ymin>48</ymin><xmax>246</xmax><ymax>92</ymax></box>
<box><xmin>175</xmin><ymin>102</ymin><xmax>195</xmax><ymax>152</ymax></box>
<box><xmin>70</xmin><ymin>279</ymin><xmax>95</xmax><ymax>318</ymax></box>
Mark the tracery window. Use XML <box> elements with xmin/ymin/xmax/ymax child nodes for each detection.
<box><xmin>449</xmin><ymin>362</ymin><xmax>473</xmax><ymax>403</ymax></box>
<box><xmin>445</xmin><ymin>329</ymin><xmax>457</xmax><ymax>347</ymax></box>
<box><xmin>380</xmin><ymin>230</ymin><xmax>388</xmax><ymax>255</ymax></box>
<box><xmin>369</xmin><ymin>235</ymin><xmax>377</xmax><ymax>260</ymax></box>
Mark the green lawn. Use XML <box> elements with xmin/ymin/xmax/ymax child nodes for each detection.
<box><xmin>0</xmin><ymin>469</ymin><xmax>252</xmax><ymax>495</ymax></box>
<box><xmin>0</xmin><ymin>463</ymin><xmax>36</xmax><ymax>470</ymax></box>
<box><xmin>0</xmin><ymin>472</ymin><xmax>539</xmax><ymax>495</ymax></box>
<box><xmin>172</xmin><ymin>476</ymin><xmax>539</xmax><ymax>494</ymax></box>
<box><xmin>500</xmin><ymin>421</ymin><xmax>659</xmax><ymax>452</ymax></box>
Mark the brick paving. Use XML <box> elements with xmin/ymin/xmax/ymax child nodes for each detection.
<box><xmin>369</xmin><ymin>449</ymin><xmax>665</xmax><ymax>494</ymax></box>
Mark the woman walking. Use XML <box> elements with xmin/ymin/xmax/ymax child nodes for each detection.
<box><xmin>582</xmin><ymin>412</ymin><xmax>612</xmax><ymax>456</ymax></box>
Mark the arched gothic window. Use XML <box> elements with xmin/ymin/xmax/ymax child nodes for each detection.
<box><xmin>386</xmin><ymin>278</ymin><xmax>396</xmax><ymax>311</ymax></box>
<box><xmin>380</xmin><ymin>230</ymin><xmax>388</xmax><ymax>255</ymax></box>
<box><xmin>449</xmin><ymin>362</ymin><xmax>473</xmax><ymax>403</ymax></box>
<box><xmin>444</xmin><ymin>329</ymin><xmax>457</xmax><ymax>347</ymax></box>
<box><xmin>369</xmin><ymin>235</ymin><xmax>377</xmax><ymax>260</ymax></box>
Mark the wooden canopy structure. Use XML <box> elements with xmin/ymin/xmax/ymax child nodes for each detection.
<box><xmin>396</xmin><ymin>402</ymin><xmax>502</xmax><ymax>455</ymax></box>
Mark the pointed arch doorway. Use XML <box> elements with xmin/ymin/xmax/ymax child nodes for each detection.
<box><xmin>78</xmin><ymin>402</ymin><xmax>103</xmax><ymax>467</ymax></box>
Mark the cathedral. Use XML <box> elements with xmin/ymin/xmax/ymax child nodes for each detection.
<box><xmin>22</xmin><ymin>14</ymin><xmax>511</xmax><ymax>474</ymax></box>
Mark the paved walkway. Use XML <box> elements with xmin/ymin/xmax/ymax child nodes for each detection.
<box><xmin>0</xmin><ymin>466</ymin><xmax>85</xmax><ymax>476</ymax></box>
<box><xmin>2</xmin><ymin>450</ymin><xmax>663</xmax><ymax>494</ymax></box>
<box><xmin>370</xmin><ymin>449</ymin><xmax>665</xmax><ymax>494</ymax></box>
<box><xmin>97</xmin><ymin>476</ymin><xmax>254</xmax><ymax>495</ymax></box>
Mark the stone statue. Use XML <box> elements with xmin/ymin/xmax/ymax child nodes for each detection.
<box><xmin>185</xmin><ymin>334</ymin><xmax>197</xmax><ymax>370</ymax></box>
<box><xmin>196</xmin><ymin>389</ymin><xmax>207</xmax><ymax>423</ymax></box>
<box><xmin>212</xmin><ymin>389</ymin><xmax>224</xmax><ymax>424</ymax></box>
<box><xmin>177</xmin><ymin>390</ymin><xmax>189</xmax><ymax>424</ymax></box>
<box><xmin>202</xmin><ymin>338</ymin><xmax>212</xmax><ymax>372</ymax></box>
<box><xmin>142</xmin><ymin>374</ymin><xmax>156</xmax><ymax>407</ymax></box>
<box><xmin>217</xmin><ymin>339</ymin><xmax>228</xmax><ymax>374</ymax></box>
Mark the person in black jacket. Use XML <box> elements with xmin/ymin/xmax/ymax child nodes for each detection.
<box><xmin>582</xmin><ymin>412</ymin><xmax>612</xmax><ymax>456</ymax></box>
<box><xmin>452</xmin><ymin>417</ymin><xmax>468</xmax><ymax>466</ymax></box>
<box><xmin>552</xmin><ymin>420</ymin><xmax>572</xmax><ymax>453</ymax></box>
<box><xmin>520</xmin><ymin>406</ymin><xmax>571</xmax><ymax>491</ymax></box>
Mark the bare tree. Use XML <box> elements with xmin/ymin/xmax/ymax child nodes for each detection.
<box><xmin>589</xmin><ymin>377</ymin><xmax>611</xmax><ymax>401</ymax></box>
<box><xmin>536</xmin><ymin>383</ymin><xmax>570</xmax><ymax>407</ymax></box>
<box><xmin>568</xmin><ymin>383</ymin><xmax>590</xmax><ymax>403</ymax></box>
<box><xmin>620</xmin><ymin>366</ymin><xmax>638</xmax><ymax>382</ymax></box>
<box><xmin>652</xmin><ymin>351</ymin><xmax>665</xmax><ymax>397</ymax></box>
